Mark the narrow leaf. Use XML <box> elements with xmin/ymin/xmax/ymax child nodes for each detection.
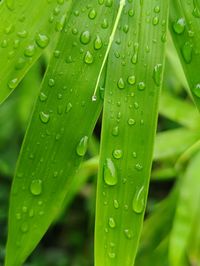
<box><xmin>5</xmin><ymin>2</ymin><xmax>120</xmax><ymax>265</ymax></box>
<box><xmin>0</xmin><ymin>0</ymin><xmax>72</xmax><ymax>103</ymax></box>
<box><xmin>95</xmin><ymin>1</ymin><xmax>169</xmax><ymax>265</ymax></box>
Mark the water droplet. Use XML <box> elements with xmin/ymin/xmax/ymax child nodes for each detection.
<box><xmin>193</xmin><ymin>0</ymin><xmax>200</xmax><ymax>18</ymax></box>
<box><xmin>173</xmin><ymin>18</ymin><xmax>185</xmax><ymax>34</ymax></box>
<box><xmin>89</xmin><ymin>8</ymin><xmax>97</xmax><ymax>19</ymax></box>
<box><xmin>124</xmin><ymin>229</ymin><xmax>133</xmax><ymax>239</ymax></box>
<box><xmin>94</xmin><ymin>35</ymin><xmax>103</xmax><ymax>50</ymax></box>
<box><xmin>101</xmin><ymin>19</ymin><xmax>109</xmax><ymax>29</ymax></box>
<box><xmin>112</xmin><ymin>126</ymin><xmax>119</xmax><ymax>136</ymax></box>
<box><xmin>35</xmin><ymin>33</ymin><xmax>49</xmax><ymax>48</ymax></box>
<box><xmin>103</xmin><ymin>158</ymin><xmax>118</xmax><ymax>186</ymax></box>
<box><xmin>30</xmin><ymin>179</ymin><xmax>43</xmax><ymax>196</ymax></box>
<box><xmin>113</xmin><ymin>199</ymin><xmax>119</xmax><ymax>209</ymax></box>
<box><xmin>128</xmin><ymin>118</ymin><xmax>135</xmax><ymax>126</ymax></box>
<box><xmin>193</xmin><ymin>83</ymin><xmax>200</xmax><ymax>98</ymax></box>
<box><xmin>153</xmin><ymin>16</ymin><xmax>159</xmax><ymax>25</ymax></box>
<box><xmin>108</xmin><ymin>252</ymin><xmax>116</xmax><ymax>259</ymax></box>
<box><xmin>153</xmin><ymin>64</ymin><xmax>162</xmax><ymax>86</ymax></box>
<box><xmin>132</xmin><ymin>186</ymin><xmax>145</xmax><ymax>214</ymax></box>
<box><xmin>112</xmin><ymin>149</ymin><xmax>123</xmax><ymax>159</ymax></box>
<box><xmin>181</xmin><ymin>42</ymin><xmax>193</xmax><ymax>64</ymax></box>
<box><xmin>8</xmin><ymin>78</ymin><xmax>18</xmax><ymax>89</ymax></box>
<box><xmin>48</xmin><ymin>78</ymin><xmax>55</xmax><ymax>87</ymax></box>
<box><xmin>84</xmin><ymin>51</ymin><xmax>93</xmax><ymax>64</ymax></box>
<box><xmin>137</xmin><ymin>82</ymin><xmax>146</xmax><ymax>91</ymax></box>
<box><xmin>127</xmin><ymin>75</ymin><xmax>136</xmax><ymax>85</ymax></box>
<box><xmin>80</xmin><ymin>30</ymin><xmax>91</xmax><ymax>45</ymax></box>
<box><xmin>108</xmin><ymin>217</ymin><xmax>116</xmax><ymax>228</ymax></box>
<box><xmin>76</xmin><ymin>136</ymin><xmax>89</xmax><ymax>156</ymax></box>
<box><xmin>117</xmin><ymin>78</ymin><xmax>125</xmax><ymax>89</ymax></box>
<box><xmin>135</xmin><ymin>163</ymin><xmax>143</xmax><ymax>171</ymax></box>
<box><xmin>66</xmin><ymin>102</ymin><xmax>73</xmax><ymax>113</ymax></box>
<box><xmin>39</xmin><ymin>92</ymin><xmax>48</xmax><ymax>102</ymax></box>
<box><xmin>39</xmin><ymin>112</ymin><xmax>50</xmax><ymax>124</ymax></box>
<box><xmin>24</xmin><ymin>44</ymin><xmax>35</xmax><ymax>57</ymax></box>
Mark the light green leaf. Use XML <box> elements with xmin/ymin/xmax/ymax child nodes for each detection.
<box><xmin>5</xmin><ymin>1</ymin><xmax>120</xmax><ymax>265</ymax></box>
<box><xmin>169</xmin><ymin>151</ymin><xmax>200</xmax><ymax>266</ymax></box>
<box><xmin>0</xmin><ymin>0</ymin><xmax>72</xmax><ymax>104</ymax></box>
<box><xmin>95</xmin><ymin>1</ymin><xmax>169</xmax><ymax>265</ymax></box>
<box><xmin>169</xmin><ymin>0</ymin><xmax>200</xmax><ymax>111</ymax></box>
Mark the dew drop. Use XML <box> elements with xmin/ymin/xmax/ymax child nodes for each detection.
<box><xmin>8</xmin><ymin>78</ymin><xmax>18</xmax><ymax>89</ymax></box>
<box><xmin>94</xmin><ymin>35</ymin><xmax>103</xmax><ymax>50</ymax></box>
<box><xmin>112</xmin><ymin>149</ymin><xmax>123</xmax><ymax>159</ymax></box>
<box><xmin>35</xmin><ymin>33</ymin><xmax>49</xmax><ymax>48</ymax></box>
<box><xmin>39</xmin><ymin>112</ymin><xmax>50</xmax><ymax>124</ymax></box>
<box><xmin>112</xmin><ymin>126</ymin><xmax>119</xmax><ymax>136</ymax></box>
<box><xmin>173</xmin><ymin>18</ymin><xmax>185</xmax><ymax>35</ymax></box>
<box><xmin>181</xmin><ymin>42</ymin><xmax>193</xmax><ymax>64</ymax></box>
<box><xmin>24</xmin><ymin>44</ymin><xmax>35</xmax><ymax>57</ymax></box>
<box><xmin>89</xmin><ymin>8</ymin><xmax>97</xmax><ymax>19</ymax></box>
<box><xmin>193</xmin><ymin>83</ymin><xmax>200</xmax><ymax>98</ymax></box>
<box><xmin>84</xmin><ymin>51</ymin><xmax>93</xmax><ymax>64</ymax></box>
<box><xmin>76</xmin><ymin>136</ymin><xmax>89</xmax><ymax>156</ymax></box>
<box><xmin>153</xmin><ymin>64</ymin><xmax>162</xmax><ymax>86</ymax></box>
<box><xmin>132</xmin><ymin>186</ymin><xmax>145</xmax><ymax>214</ymax></box>
<box><xmin>137</xmin><ymin>82</ymin><xmax>146</xmax><ymax>91</ymax></box>
<box><xmin>21</xmin><ymin>222</ymin><xmax>29</xmax><ymax>233</ymax></box>
<box><xmin>103</xmin><ymin>158</ymin><xmax>118</xmax><ymax>186</ymax></box>
<box><xmin>113</xmin><ymin>199</ymin><xmax>119</xmax><ymax>209</ymax></box>
<box><xmin>80</xmin><ymin>30</ymin><xmax>91</xmax><ymax>45</ymax></box>
<box><xmin>108</xmin><ymin>217</ymin><xmax>116</xmax><ymax>228</ymax></box>
<box><xmin>30</xmin><ymin>179</ymin><xmax>43</xmax><ymax>196</ymax></box>
<box><xmin>127</xmin><ymin>75</ymin><xmax>136</xmax><ymax>85</ymax></box>
<box><xmin>117</xmin><ymin>78</ymin><xmax>125</xmax><ymax>89</ymax></box>
<box><xmin>124</xmin><ymin>229</ymin><xmax>133</xmax><ymax>239</ymax></box>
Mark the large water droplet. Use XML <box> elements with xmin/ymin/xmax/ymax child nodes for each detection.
<box><xmin>76</xmin><ymin>136</ymin><xmax>89</xmax><ymax>156</ymax></box>
<box><xmin>84</xmin><ymin>51</ymin><xmax>93</xmax><ymax>64</ymax></box>
<box><xmin>35</xmin><ymin>33</ymin><xmax>49</xmax><ymax>48</ymax></box>
<box><xmin>181</xmin><ymin>42</ymin><xmax>193</xmax><ymax>64</ymax></box>
<box><xmin>173</xmin><ymin>18</ymin><xmax>185</xmax><ymax>34</ymax></box>
<box><xmin>153</xmin><ymin>64</ymin><xmax>162</xmax><ymax>86</ymax></box>
<box><xmin>103</xmin><ymin>158</ymin><xmax>118</xmax><ymax>186</ymax></box>
<box><xmin>30</xmin><ymin>179</ymin><xmax>43</xmax><ymax>196</ymax></box>
<box><xmin>80</xmin><ymin>30</ymin><xmax>91</xmax><ymax>44</ymax></box>
<box><xmin>117</xmin><ymin>78</ymin><xmax>125</xmax><ymax>89</ymax></box>
<box><xmin>39</xmin><ymin>112</ymin><xmax>50</xmax><ymax>124</ymax></box>
<box><xmin>132</xmin><ymin>186</ymin><xmax>145</xmax><ymax>214</ymax></box>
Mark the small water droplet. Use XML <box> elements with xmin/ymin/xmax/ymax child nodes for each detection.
<box><xmin>137</xmin><ymin>82</ymin><xmax>146</xmax><ymax>91</ymax></box>
<box><xmin>104</xmin><ymin>158</ymin><xmax>118</xmax><ymax>186</ymax></box>
<box><xmin>39</xmin><ymin>112</ymin><xmax>50</xmax><ymax>124</ymax></box>
<box><xmin>30</xmin><ymin>179</ymin><xmax>43</xmax><ymax>196</ymax></box>
<box><xmin>181</xmin><ymin>42</ymin><xmax>193</xmax><ymax>64</ymax></box>
<box><xmin>153</xmin><ymin>64</ymin><xmax>162</xmax><ymax>86</ymax></box>
<box><xmin>80</xmin><ymin>30</ymin><xmax>91</xmax><ymax>44</ymax></box>
<box><xmin>21</xmin><ymin>222</ymin><xmax>29</xmax><ymax>233</ymax></box>
<box><xmin>8</xmin><ymin>78</ymin><xmax>18</xmax><ymax>89</ymax></box>
<box><xmin>35</xmin><ymin>33</ymin><xmax>49</xmax><ymax>48</ymax></box>
<box><xmin>84</xmin><ymin>51</ymin><xmax>93</xmax><ymax>64</ymax></box>
<box><xmin>113</xmin><ymin>199</ymin><xmax>119</xmax><ymax>209</ymax></box>
<box><xmin>173</xmin><ymin>18</ymin><xmax>185</xmax><ymax>34</ymax></box>
<box><xmin>112</xmin><ymin>149</ymin><xmax>123</xmax><ymax>159</ymax></box>
<box><xmin>108</xmin><ymin>217</ymin><xmax>116</xmax><ymax>228</ymax></box>
<box><xmin>132</xmin><ymin>186</ymin><xmax>145</xmax><ymax>214</ymax></box>
<box><xmin>124</xmin><ymin>229</ymin><xmax>133</xmax><ymax>239</ymax></box>
<box><xmin>89</xmin><ymin>8</ymin><xmax>97</xmax><ymax>19</ymax></box>
<box><xmin>117</xmin><ymin>78</ymin><xmax>125</xmax><ymax>89</ymax></box>
<box><xmin>127</xmin><ymin>75</ymin><xmax>136</xmax><ymax>85</ymax></box>
<box><xmin>94</xmin><ymin>35</ymin><xmax>103</xmax><ymax>50</ymax></box>
<box><xmin>193</xmin><ymin>83</ymin><xmax>200</xmax><ymax>98</ymax></box>
<box><xmin>76</xmin><ymin>136</ymin><xmax>89</xmax><ymax>156</ymax></box>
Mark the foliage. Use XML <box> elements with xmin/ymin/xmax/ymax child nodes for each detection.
<box><xmin>0</xmin><ymin>0</ymin><xmax>200</xmax><ymax>266</ymax></box>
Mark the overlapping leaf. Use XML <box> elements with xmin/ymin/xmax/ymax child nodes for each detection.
<box><xmin>0</xmin><ymin>0</ymin><xmax>72</xmax><ymax>104</ymax></box>
<box><xmin>5</xmin><ymin>1</ymin><xmax>121</xmax><ymax>265</ymax></box>
<box><xmin>95</xmin><ymin>1</ymin><xmax>169</xmax><ymax>265</ymax></box>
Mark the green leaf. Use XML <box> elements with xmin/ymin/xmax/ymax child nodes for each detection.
<box><xmin>95</xmin><ymin>1</ymin><xmax>169</xmax><ymax>265</ymax></box>
<box><xmin>0</xmin><ymin>0</ymin><xmax>72</xmax><ymax>104</ymax></box>
<box><xmin>154</xmin><ymin>128</ymin><xmax>200</xmax><ymax>161</ymax></box>
<box><xmin>169</xmin><ymin>0</ymin><xmax>200</xmax><ymax>111</ymax></box>
<box><xmin>169</xmin><ymin>151</ymin><xmax>200</xmax><ymax>266</ymax></box>
<box><xmin>5</xmin><ymin>1</ymin><xmax>121</xmax><ymax>265</ymax></box>
<box><xmin>159</xmin><ymin>91</ymin><xmax>200</xmax><ymax>129</ymax></box>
